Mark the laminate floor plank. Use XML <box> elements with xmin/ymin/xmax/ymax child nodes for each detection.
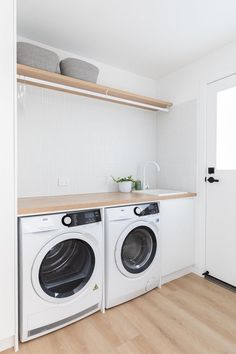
<box><xmin>4</xmin><ymin>274</ymin><xmax>236</xmax><ymax>354</ymax></box>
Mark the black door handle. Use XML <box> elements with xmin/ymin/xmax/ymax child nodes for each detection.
<box><xmin>206</xmin><ymin>177</ymin><xmax>219</xmax><ymax>183</ymax></box>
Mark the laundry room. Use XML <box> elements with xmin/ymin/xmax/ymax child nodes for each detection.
<box><xmin>1</xmin><ymin>1</ymin><xmax>236</xmax><ymax>353</ymax></box>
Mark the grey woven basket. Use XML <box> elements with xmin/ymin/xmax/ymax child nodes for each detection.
<box><xmin>60</xmin><ymin>58</ymin><xmax>99</xmax><ymax>83</ymax></box>
<box><xmin>17</xmin><ymin>42</ymin><xmax>59</xmax><ymax>73</ymax></box>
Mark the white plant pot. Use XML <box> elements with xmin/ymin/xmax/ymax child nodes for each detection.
<box><xmin>118</xmin><ymin>181</ymin><xmax>133</xmax><ymax>193</ymax></box>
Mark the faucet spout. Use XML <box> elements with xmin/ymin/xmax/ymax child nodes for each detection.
<box><xmin>143</xmin><ymin>161</ymin><xmax>161</xmax><ymax>190</ymax></box>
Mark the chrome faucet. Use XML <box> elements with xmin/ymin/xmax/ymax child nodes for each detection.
<box><xmin>143</xmin><ymin>161</ymin><xmax>161</xmax><ymax>190</ymax></box>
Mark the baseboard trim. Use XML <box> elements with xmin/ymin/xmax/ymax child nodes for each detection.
<box><xmin>0</xmin><ymin>336</ymin><xmax>14</xmax><ymax>352</ymax></box>
<box><xmin>161</xmin><ymin>266</ymin><xmax>194</xmax><ymax>285</ymax></box>
<box><xmin>192</xmin><ymin>266</ymin><xmax>205</xmax><ymax>277</ymax></box>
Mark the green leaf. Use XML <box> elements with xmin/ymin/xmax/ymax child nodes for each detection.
<box><xmin>111</xmin><ymin>175</ymin><xmax>136</xmax><ymax>183</ymax></box>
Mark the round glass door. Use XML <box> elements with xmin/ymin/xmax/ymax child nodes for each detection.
<box><xmin>121</xmin><ymin>226</ymin><xmax>157</xmax><ymax>274</ymax></box>
<box><xmin>39</xmin><ymin>238</ymin><xmax>95</xmax><ymax>298</ymax></box>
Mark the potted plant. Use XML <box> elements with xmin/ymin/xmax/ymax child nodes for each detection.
<box><xmin>112</xmin><ymin>175</ymin><xmax>135</xmax><ymax>193</ymax></box>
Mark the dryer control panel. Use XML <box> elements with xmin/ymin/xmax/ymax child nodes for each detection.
<box><xmin>62</xmin><ymin>209</ymin><xmax>101</xmax><ymax>227</ymax></box>
<box><xmin>134</xmin><ymin>203</ymin><xmax>159</xmax><ymax>216</ymax></box>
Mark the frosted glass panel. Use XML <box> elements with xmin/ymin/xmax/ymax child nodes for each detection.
<box><xmin>217</xmin><ymin>86</ymin><xmax>236</xmax><ymax>170</ymax></box>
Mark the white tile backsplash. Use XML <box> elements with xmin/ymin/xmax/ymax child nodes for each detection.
<box><xmin>18</xmin><ymin>84</ymin><xmax>159</xmax><ymax>197</ymax></box>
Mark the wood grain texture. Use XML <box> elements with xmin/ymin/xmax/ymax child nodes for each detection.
<box><xmin>4</xmin><ymin>274</ymin><xmax>236</xmax><ymax>354</ymax></box>
<box><xmin>17</xmin><ymin>64</ymin><xmax>173</xmax><ymax>110</ymax></box>
<box><xmin>17</xmin><ymin>192</ymin><xmax>197</xmax><ymax>216</ymax></box>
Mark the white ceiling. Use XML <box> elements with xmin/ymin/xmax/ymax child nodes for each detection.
<box><xmin>17</xmin><ymin>0</ymin><xmax>236</xmax><ymax>79</ymax></box>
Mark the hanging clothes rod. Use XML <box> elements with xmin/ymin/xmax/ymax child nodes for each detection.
<box><xmin>17</xmin><ymin>64</ymin><xmax>172</xmax><ymax>112</ymax></box>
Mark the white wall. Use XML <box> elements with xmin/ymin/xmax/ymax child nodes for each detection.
<box><xmin>156</xmin><ymin>40</ymin><xmax>236</xmax><ymax>104</ymax></box>
<box><xmin>156</xmin><ymin>100</ymin><xmax>197</xmax><ymax>192</ymax></box>
<box><xmin>155</xmin><ymin>39</ymin><xmax>236</xmax><ymax>275</ymax></box>
<box><xmin>18</xmin><ymin>38</ymin><xmax>159</xmax><ymax>197</ymax></box>
<box><xmin>0</xmin><ymin>0</ymin><xmax>16</xmax><ymax>351</ymax></box>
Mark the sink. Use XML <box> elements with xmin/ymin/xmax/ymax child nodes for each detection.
<box><xmin>133</xmin><ymin>189</ymin><xmax>188</xmax><ymax>196</ymax></box>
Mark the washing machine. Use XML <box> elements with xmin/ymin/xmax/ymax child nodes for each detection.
<box><xmin>19</xmin><ymin>209</ymin><xmax>103</xmax><ymax>342</ymax></box>
<box><xmin>105</xmin><ymin>203</ymin><xmax>161</xmax><ymax>309</ymax></box>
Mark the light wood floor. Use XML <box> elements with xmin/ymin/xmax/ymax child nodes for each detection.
<box><xmin>5</xmin><ymin>273</ymin><xmax>236</xmax><ymax>354</ymax></box>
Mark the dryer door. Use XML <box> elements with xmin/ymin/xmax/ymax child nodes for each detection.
<box><xmin>115</xmin><ymin>221</ymin><xmax>158</xmax><ymax>278</ymax></box>
<box><xmin>32</xmin><ymin>232</ymin><xmax>97</xmax><ymax>303</ymax></box>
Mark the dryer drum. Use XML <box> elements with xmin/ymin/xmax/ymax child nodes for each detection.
<box><xmin>121</xmin><ymin>226</ymin><xmax>157</xmax><ymax>274</ymax></box>
<box><xmin>39</xmin><ymin>238</ymin><xmax>95</xmax><ymax>298</ymax></box>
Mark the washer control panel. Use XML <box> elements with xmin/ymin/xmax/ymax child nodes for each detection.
<box><xmin>62</xmin><ymin>209</ymin><xmax>101</xmax><ymax>227</ymax></box>
<box><xmin>134</xmin><ymin>203</ymin><xmax>159</xmax><ymax>216</ymax></box>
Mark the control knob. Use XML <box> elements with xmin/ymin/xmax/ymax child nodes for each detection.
<box><xmin>134</xmin><ymin>207</ymin><xmax>142</xmax><ymax>216</ymax></box>
<box><xmin>62</xmin><ymin>215</ymin><xmax>72</xmax><ymax>226</ymax></box>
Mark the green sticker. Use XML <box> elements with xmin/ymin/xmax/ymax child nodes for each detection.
<box><xmin>93</xmin><ymin>284</ymin><xmax>99</xmax><ymax>291</ymax></box>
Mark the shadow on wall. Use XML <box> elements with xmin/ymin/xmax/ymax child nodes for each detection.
<box><xmin>156</xmin><ymin>100</ymin><xmax>197</xmax><ymax>192</ymax></box>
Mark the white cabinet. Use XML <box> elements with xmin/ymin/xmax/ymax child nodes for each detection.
<box><xmin>160</xmin><ymin>198</ymin><xmax>195</xmax><ymax>279</ymax></box>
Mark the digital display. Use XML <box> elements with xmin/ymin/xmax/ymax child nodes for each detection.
<box><xmin>63</xmin><ymin>210</ymin><xmax>101</xmax><ymax>227</ymax></box>
<box><xmin>85</xmin><ymin>212</ymin><xmax>95</xmax><ymax>219</ymax></box>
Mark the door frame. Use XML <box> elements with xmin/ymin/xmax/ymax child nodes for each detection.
<box><xmin>195</xmin><ymin>70</ymin><xmax>236</xmax><ymax>276</ymax></box>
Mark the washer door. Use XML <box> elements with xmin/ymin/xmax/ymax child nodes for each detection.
<box><xmin>115</xmin><ymin>221</ymin><xmax>158</xmax><ymax>278</ymax></box>
<box><xmin>32</xmin><ymin>232</ymin><xmax>97</xmax><ymax>302</ymax></box>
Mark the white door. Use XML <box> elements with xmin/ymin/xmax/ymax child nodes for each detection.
<box><xmin>115</xmin><ymin>221</ymin><xmax>159</xmax><ymax>278</ymax></box>
<box><xmin>32</xmin><ymin>233</ymin><xmax>97</xmax><ymax>302</ymax></box>
<box><xmin>206</xmin><ymin>75</ymin><xmax>236</xmax><ymax>287</ymax></box>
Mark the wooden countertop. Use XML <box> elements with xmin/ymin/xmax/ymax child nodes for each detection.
<box><xmin>18</xmin><ymin>192</ymin><xmax>197</xmax><ymax>216</ymax></box>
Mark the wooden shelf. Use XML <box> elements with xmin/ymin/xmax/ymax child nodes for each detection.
<box><xmin>17</xmin><ymin>64</ymin><xmax>172</xmax><ymax>112</ymax></box>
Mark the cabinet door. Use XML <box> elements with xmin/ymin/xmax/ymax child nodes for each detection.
<box><xmin>161</xmin><ymin>198</ymin><xmax>194</xmax><ymax>277</ymax></box>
